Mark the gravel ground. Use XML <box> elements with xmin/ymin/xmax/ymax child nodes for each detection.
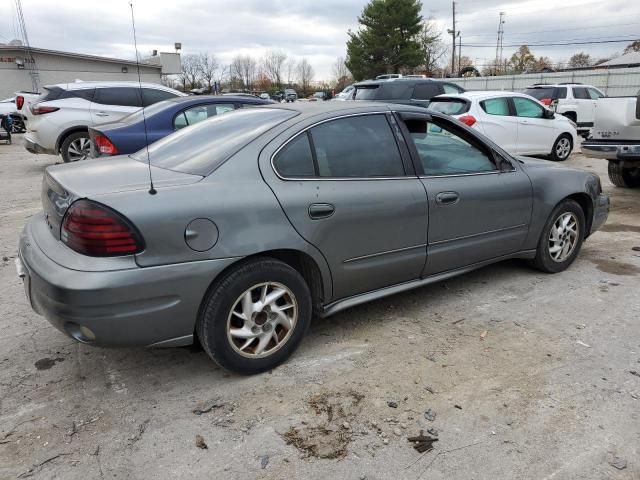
<box><xmin>0</xmin><ymin>136</ymin><xmax>639</xmax><ymax>480</ymax></box>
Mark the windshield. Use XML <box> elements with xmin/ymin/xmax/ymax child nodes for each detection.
<box><xmin>428</xmin><ymin>98</ymin><xmax>469</xmax><ymax>115</ymax></box>
<box><xmin>525</xmin><ymin>87</ymin><xmax>555</xmax><ymax>100</ymax></box>
<box><xmin>131</xmin><ymin>108</ymin><xmax>296</xmax><ymax>176</ymax></box>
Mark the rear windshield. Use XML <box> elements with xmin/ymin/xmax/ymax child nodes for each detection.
<box><xmin>131</xmin><ymin>108</ymin><xmax>295</xmax><ymax>176</ymax></box>
<box><xmin>524</xmin><ymin>87</ymin><xmax>556</xmax><ymax>100</ymax></box>
<box><xmin>355</xmin><ymin>86</ymin><xmax>379</xmax><ymax>100</ymax></box>
<box><xmin>428</xmin><ymin>98</ymin><xmax>470</xmax><ymax>115</ymax></box>
<box><xmin>119</xmin><ymin>100</ymin><xmax>174</xmax><ymax>123</ymax></box>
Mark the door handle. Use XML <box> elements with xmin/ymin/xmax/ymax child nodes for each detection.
<box><xmin>435</xmin><ymin>191</ymin><xmax>459</xmax><ymax>205</ymax></box>
<box><xmin>95</xmin><ymin>112</ymin><xmax>109</xmax><ymax>117</ymax></box>
<box><xmin>308</xmin><ymin>203</ymin><xmax>335</xmax><ymax>219</ymax></box>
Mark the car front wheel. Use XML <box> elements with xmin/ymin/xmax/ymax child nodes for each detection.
<box><xmin>197</xmin><ymin>258</ymin><xmax>312</xmax><ymax>374</ymax></box>
<box><xmin>550</xmin><ymin>134</ymin><xmax>572</xmax><ymax>161</ymax></box>
<box><xmin>530</xmin><ymin>199</ymin><xmax>585</xmax><ymax>273</ymax></box>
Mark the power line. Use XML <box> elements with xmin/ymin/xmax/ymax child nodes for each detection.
<box><xmin>464</xmin><ymin>21</ymin><xmax>640</xmax><ymax>40</ymax></box>
<box><xmin>462</xmin><ymin>38</ymin><xmax>639</xmax><ymax>48</ymax></box>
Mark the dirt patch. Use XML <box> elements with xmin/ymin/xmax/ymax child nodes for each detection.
<box><xmin>34</xmin><ymin>357</ymin><xmax>65</xmax><ymax>370</ymax></box>
<box><xmin>282</xmin><ymin>390</ymin><xmax>364</xmax><ymax>459</ymax></box>
<box><xmin>589</xmin><ymin>258</ymin><xmax>640</xmax><ymax>276</ymax></box>
<box><xmin>599</xmin><ymin>223</ymin><xmax>640</xmax><ymax>234</ymax></box>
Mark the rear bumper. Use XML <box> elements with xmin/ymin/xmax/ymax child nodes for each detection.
<box><xmin>24</xmin><ymin>136</ymin><xmax>56</xmax><ymax>155</ymax></box>
<box><xmin>582</xmin><ymin>142</ymin><xmax>640</xmax><ymax>161</ymax></box>
<box><xmin>18</xmin><ymin>216</ymin><xmax>237</xmax><ymax>347</ymax></box>
<box><xmin>591</xmin><ymin>193</ymin><xmax>610</xmax><ymax>235</ymax></box>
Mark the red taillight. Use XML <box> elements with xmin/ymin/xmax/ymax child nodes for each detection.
<box><xmin>30</xmin><ymin>104</ymin><xmax>59</xmax><ymax>115</ymax></box>
<box><xmin>93</xmin><ymin>133</ymin><xmax>119</xmax><ymax>155</ymax></box>
<box><xmin>458</xmin><ymin>115</ymin><xmax>477</xmax><ymax>127</ymax></box>
<box><xmin>61</xmin><ymin>200</ymin><xmax>144</xmax><ymax>257</ymax></box>
<box><xmin>540</xmin><ymin>98</ymin><xmax>552</xmax><ymax>106</ymax></box>
<box><xmin>16</xmin><ymin>95</ymin><xmax>24</xmax><ymax>110</ymax></box>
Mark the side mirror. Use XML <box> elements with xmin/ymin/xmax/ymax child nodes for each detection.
<box><xmin>543</xmin><ymin>109</ymin><xmax>555</xmax><ymax>119</ymax></box>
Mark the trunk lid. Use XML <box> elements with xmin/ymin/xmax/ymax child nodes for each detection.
<box><xmin>592</xmin><ymin>96</ymin><xmax>640</xmax><ymax>140</ymax></box>
<box><xmin>42</xmin><ymin>156</ymin><xmax>202</xmax><ymax>239</ymax></box>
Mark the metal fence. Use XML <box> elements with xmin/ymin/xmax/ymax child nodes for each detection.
<box><xmin>446</xmin><ymin>67</ymin><xmax>640</xmax><ymax>96</ymax></box>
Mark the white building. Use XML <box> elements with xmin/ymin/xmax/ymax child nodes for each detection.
<box><xmin>0</xmin><ymin>45</ymin><xmax>166</xmax><ymax>99</ymax></box>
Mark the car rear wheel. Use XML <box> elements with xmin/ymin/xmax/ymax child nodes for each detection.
<box><xmin>197</xmin><ymin>258</ymin><xmax>312</xmax><ymax>374</ymax></box>
<box><xmin>550</xmin><ymin>134</ymin><xmax>572</xmax><ymax>161</ymax></box>
<box><xmin>608</xmin><ymin>162</ymin><xmax>640</xmax><ymax>188</ymax></box>
<box><xmin>529</xmin><ymin>199</ymin><xmax>585</xmax><ymax>273</ymax></box>
<box><xmin>61</xmin><ymin>132</ymin><xmax>91</xmax><ymax>163</ymax></box>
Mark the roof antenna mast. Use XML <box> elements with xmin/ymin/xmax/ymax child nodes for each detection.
<box><xmin>129</xmin><ymin>1</ymin><xmax>156</xmax><ymax>195</ymax></box>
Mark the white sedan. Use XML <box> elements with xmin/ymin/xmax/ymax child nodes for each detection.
<box><xmin>428</xmin><ymin>91</ymin><xmax>579</xmax><ymax>161</ymax></box>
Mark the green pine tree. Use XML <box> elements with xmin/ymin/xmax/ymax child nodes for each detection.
<box><xmin>346</xmin><ymin>0</ymin><xmax>424</xmax><ymax>80</ymax></box>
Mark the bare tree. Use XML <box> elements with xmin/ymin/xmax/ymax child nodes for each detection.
<box><xmin>568</xmin><ymin>52</ymin><xmax>592</xmax><ymax>68</ymax></box>
<box><xmin>284</xmin><ymin>58</ymin><xmax>297</xmax><ymax>88</ymax></box>
<box><xmin>230</xmin><ymin>54</ymin><xmax>257</xmax><ymax>91</ymax></box>
<box><xmin>197</xmin><ymin>52</ymin><xmax>219</xmax><ymax>93</ymax></box>
<box><xmin>296</xmin><ymin>58</ymin><xmax>314</xmax><ymax>96</ymax></box>
<box><xmin>263</xmin><ymin>50</ymin><xmax>287</xmax><ymax>88</ymax></box>
<box><xmin>332</xmin><ymin>57</ymin><xmax>352</xmax><ymax>90</ymax></box>
<box><xmin>179</xmin><ymin>54</ymin><xmax>200</xmax><ymax>90</ymax></box>
<box><xmin>419</xmin><ymin>19</ymin><xmax>447</xmax><ymax>74</ymax></box>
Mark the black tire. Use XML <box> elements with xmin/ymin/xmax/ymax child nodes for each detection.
<box><xmin>608</xmin><ymin>162</ymin><xmax>640</xmax><ymax>188</ymax></box>
<box><xmin>60</xmin><ymin>131</ymin><xmax>90</xmax><ymax>163</ymax></box>
<box><xmin>196</xmin><ymin>257</ymin><xmax>312</xmax><ymax>375</ymax></box>
<box><xmin>529</xmin><ymin>199</ymin><xmax>585</xmax><ymax>273</ymax></box>
<box><xmin>550</xmin><ymin>133</ymin><xmax>573</xmax><ymax>161</ymax></box>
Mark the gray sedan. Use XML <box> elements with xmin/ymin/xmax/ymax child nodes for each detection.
<box><xmin>17</xmin><ymin>102</ymin><xmax>609</xmax><ymax>374</ymax></box>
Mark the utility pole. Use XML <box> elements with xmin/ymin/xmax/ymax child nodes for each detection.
<box><xmin>451</xmin><ymin>1</ymin><xmax>456</xmax><ymax>76</ymax></box>
<box><xmin>495</xmin><ymin>12</ymin><xmax>505</xmax><ymax>75</ymax></box>
<box><xmin>458</xmin><ymin>33</ymin><xmax>462</xmax><ymax>73</ymax></box>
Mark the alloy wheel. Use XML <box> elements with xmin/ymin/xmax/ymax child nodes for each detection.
<box><xmin>555</xmin><ymin>137</ymin><xmax>571</xmax><ymax>159</ymax></box>
<box><xmin>548</xmin><ymin>212</ymin><xmax>579</xmax><ymax>262</ymax></box>
<box><xmin>226</xmin><ymin>282</ymin><xmax>298</xmax><ymax>358</ymax></box>
<box><xmin>67</xmin><ymin>137</ymin><xmax>90</xmax><ymax>161</ymax></box>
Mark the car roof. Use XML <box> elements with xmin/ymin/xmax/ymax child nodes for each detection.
<box><xmin>434</xmin><ymin>91</ymin><xmax>527</xmax><ymax>100</ymax></box>
<box><xmin>525</xmin><ymin>83</ymin><xmax>593</xmax><ymax>88</ymax></box>
<box><xmin>162</xmin><ymin>95</ymin><xmax>273</xmax><ymax>106</ymax></box>
<box><xmin>44</xmin><ymin>81</ymin><xmax>185</xmax><ymax>94</ymax></box>
<box><xmin>354</xmin><ymin>78</ymin><xmax>456</xmax><ymax>87</ymax></box>
<box><xmin>260</xmin><ymin>101</ymin><xmax>430</xmax><ymax>118</ymax></box>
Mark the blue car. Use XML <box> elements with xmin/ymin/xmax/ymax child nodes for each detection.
<box><xmin>89</xmin><ymin>95</ymin><xmax>273</xmax><ymax>158</ymax></box>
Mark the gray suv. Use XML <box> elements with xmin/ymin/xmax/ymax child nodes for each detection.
<box><xmin>351</xmin><ymin>78</ymin><xmax>465</xmax><ymax>107</ymax></box>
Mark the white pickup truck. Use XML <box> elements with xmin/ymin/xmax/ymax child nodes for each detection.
<box><xmin>582</xmin><ymin>93</ymin><xmax>640</xmax><ymax>188</ymax></box>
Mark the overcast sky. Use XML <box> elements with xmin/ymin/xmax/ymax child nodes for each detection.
<box><xmin>1</xmin><ymin>0</ymin><xmax>638</xmax><ymax>79</ymax></box>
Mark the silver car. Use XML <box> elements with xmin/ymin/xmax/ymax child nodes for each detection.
<box><xmin>17</xmin><ymin>102</ymin><xmax>609</xmax><ymax>374</ymax></box>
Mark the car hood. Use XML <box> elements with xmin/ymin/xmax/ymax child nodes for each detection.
<box><xmin>46</xmin><ymin>155</ymin><xmax>202</xmax><ymax>197</ymax></box>
<box><xmin>515</xmin><ymin>156</ymin><xmax>577</xmax><ymax>171</ymax></box>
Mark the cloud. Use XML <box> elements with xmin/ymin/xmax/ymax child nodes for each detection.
<box><xmin>1</xmin><ymin>0</ymin><xmax>638</xmax><ymax>79</ymax></box>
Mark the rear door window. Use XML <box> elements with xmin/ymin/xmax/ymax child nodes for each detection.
<box><xmin>273</xmin><ymin>133</ymin><xmax>315</xmax><ymax>177</ymax></box>
<box><xmin>556</xmin><ymin>87</ymin><xmax>567</xmax><ymax>99</ymax></box>
<box><xmin>481</xmin><ymin>98</ymin><xmax>510</xmax><ymax>116</ymax></box>
<box><xmin>93</xmin><ymin>87</ymin><xmax>142</xmax><ymax>107</ymax></box>
<box><xmin>442</xmin><ymin>83</ymin><xmax>463</xmax><ymax>94</ymax></box>
<box><xmin>309</xmin><ymin>114</ymin><xmax>405</xmax><ymax>177</ymax></box>
<box><xmin>377</xmin><ymin>83</ymin><xmax>413</xmax><ymax>100</ymax></box>
<box><xmin>174</xmin><ymin>103</ymin><xmax>236</xmax><ymax>130</ymax></box>
<box><xmin>412</xmin><ymin>83</ymin><xmax>442</xmax><ymax>100</ymax></box>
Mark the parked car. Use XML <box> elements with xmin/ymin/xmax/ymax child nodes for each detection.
<box><xmin>428</xmin><ymin>91</ymin><xmax>579</xmax><ymax>161</ymax></box>
<box><xmin>88</xmin><ymin>95</ymin><xmax>274</xmax><ymax>158</ymax></box>
<box><xmin>284</xmin><ymin>89</ymin><xmax>298</xmax><ymax>102</ymax></box>
<box><xmin>309</xmin><ymin>91</ymin><xmax>330</xmax><ymax>101</ymax></box>
<box><xmin>352</xmin><ymin>78</ymin><xmax>464</xmax><ymax>107</ymax></box>
<box><xmin>333</xmin><ymin>85</ymin><xmax>355</xmax><ymax>101</ymax></box>
<box><xmin>17</xmin><ymin>102</ymin><xmax>609</xmax><ymax>374</ymax></box>
<box><xmin>23</xmin><ymin>81</ymin><xmax>186</xmax><ymax>162</ymax></box>
<box><xmin>582</xmin><ymin>91</ymin><xmax>640</xmax><ymax>187</ymax></box>
<box><xmin>0</xmin><ymin>98</ymin><xmax>26</xmax><ymax>133</ymax></box>
<box><xmin>259</xmin><ymin>92</ymin><xmax>271</xmax><ymax>100</ymax></box>
<box><xmin>524</xmin><ymin>83</ymin><xmax>605</xmax><ymax>137</ymax></box>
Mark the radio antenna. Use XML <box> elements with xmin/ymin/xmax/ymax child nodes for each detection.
<box><xmin>129</xmin><ymin>1</ymin><xmax>156</xmax><ymax>195</ymax></box>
